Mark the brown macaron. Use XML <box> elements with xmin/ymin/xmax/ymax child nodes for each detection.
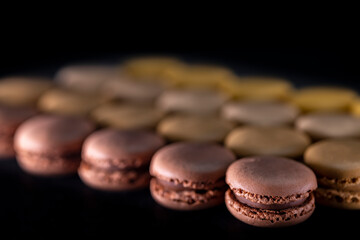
<box><xmin>150</xmin><ymin>142</ymin><xmax>236</xmax><ymax>210</ymax></box>
<box><xmin>14</xmin><ymin>115</ymin><xmax>95</xmax><ymax>176</ymax></box>
<box><xmin>79</xmin><ymin>129</ymin><xmax>165</xmax><ymax>191</ymax></box>
<box><xmin>0</xmin><ymin>105</ymin><xmax>37</xmax><ymax>158</ymax></box>
<box><xmin>225</xmin><ymin>156</ymin><xmax>317</xmax><ymax>227</ymax></box>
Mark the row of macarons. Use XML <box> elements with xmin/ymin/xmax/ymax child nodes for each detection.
<box><xmin>3</xmin><ymin>113</ymin><xmax>360</xmax><ymax>228</ymax></box>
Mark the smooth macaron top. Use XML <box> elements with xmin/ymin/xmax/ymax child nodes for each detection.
<box><xmin>226</xmin><ymin>156</ymin><xmax>317</xmax><ymax>197</ymax></box>
<box><xmin>221</xmin><ymin>100</ymin><xmax>299</xmax><ymax>126</ymax></box>
<box><xmin>14</xmin><ymin>115</ymin><xmax>95</xmax><ymax>155</ymax></box>
<box><xmin>150</xmin><ymin>142</ymin><xmax>236</xmax><ymax>184</ymax></box>
<box><xmin>304</xmin><ymin>139</ymin><xmax>360</xmax><ymax>179</ymax></box>
<box><xmin>296</xmin><ymin>113</ymin><xmax>360</xmax><ymax>139</ymax></box>
<box><xmin>82</xmin><ymin>129</ymin><xmax>165</xmax><ymax>169</ymax></box>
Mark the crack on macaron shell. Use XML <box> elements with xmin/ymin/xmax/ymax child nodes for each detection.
<box><xmin>315</xmin><ymin>187</ymin><xmax>360</xmax><ymax>204</ymax></box>
<box><xmin>151</xmin><ymin>178</ymin><xmax>226</xmax><ymax>205</ymax></box>
<box><xmin>228</xmin><ymin>184</ymin><xmax>311</xmax><ymax>205</ymax></box>
<box><xmin>153</xmin><ymin>174</ymin><xmax>226</xmax><ymax>190</ymax></box>
<box><xmin>78</xmin><ymin>161</ymin><xmax>148</xmax><ymax>184</ymax></box>
<box><xmin>226</xmin><ymin>189</ymin><xmax>315</xmax><ymax>223</ymax></box>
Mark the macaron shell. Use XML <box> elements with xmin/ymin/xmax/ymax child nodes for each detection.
<box><xmin>290</xmin><ymin>87</ymin><xmax>356</xmax><ymax>112</ymax></box>
<box><xmin>0</xmin><ymin>77</ymin><xmax>53</xmax><ymax>106</ymax></box>
<box><xmin>225</xmin><ymin>126</ymin><xmax>310</xmax><ymax>157</ymax></box>
<box><xmin>225</xmin><ymin>189</ymin><xmax>315</xmax><ymax>227</ymax></box>
<box><xmin>38</xmin><ymin>88</ymin><xmax>106</xmax><ymax>116</ymax></box>
<box><xmin>78</xmin><ymin>162</ymin><xmax>150</xmax><ymax>191</ymax></box>
<box><xmin>304</xmin><ymin>139</ymin><xmax>360</xmax><ymax>179</ymax></box>
<box><xmin>156</xmin><ymin>89</ymin><xmax>228</xmax><ymax>115</ymax></box>
<box><xmin>82</xmin><ymin>129</ymin><xmax>165</xmax><ymax>169</ymax></box>
<box><xmin>150</xmin><ymin>178</ymin><xmax>225</xmax><ymax>210</ymax></box>
<box><xmin>157</xmin><ymin>114</ymin><xmax>234</xmax><ymax>142</ymax></box>
<box><xmin>295</xmin><ymin>113</ymin><xmax>360</xmax><ymax>139</ymax></box>
<box><xmin>150</xmin><ymin>142</ymin><xmax>235</xmax><ymax>184</ymax></box>
<box><xmin>221</xmin><ymin>101</ymin><xmax>299</xmax><ymax>126</ymax></box>
<box><xmin>226</xmin><ymin>157</ymin><xmax>317</xmax><ymax>197</ymax></box>
<box><xmin>91</xmin><ymin>103</ymin><xmax>164</xmax><ymax>130</ymax></box>
<box><xmin>315</xmin><ymin>187</ymin><xmax>360</xmax><ymax>209</ymax></box>
<box><xmin>14</xmin><ymin>115</ymin><xmax>95</xmax><ymax>155</ymax></box>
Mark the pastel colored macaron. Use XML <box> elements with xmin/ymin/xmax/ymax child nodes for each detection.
<box><xmin>219</xmin><ymin>76</ymin><xmax>293</xmax><ymax>100</ymax></box>
<box><xmin>55</xmin><ymin>64</ymin><xmax>117</xmax><ymax>93</ymax></box>
<box><xmin>290</xmin><ymin>86</ymin><xmax>356</xmax><ymax>112</ymax></box>
<box><xmin>0</xmin><ymin>76</ymin><xmax>53</xmax><ymax>106</ymax></box>
<box><xmin>91</xmin><ymin>102</ymin><xmax>164</xmax><ymax>130</ymax></box>
<box><xmin>164</xmin><ymin>64</ymin><xmax>234</xmax><ymax>89</ymax></box>
<box><xmin>101</xmin><ymin>77</ymin><xmax>164</xmax><ymax>103</ymax></box>
<box><xmin>0</xmin><ymin>105</ymin><xmax>37</xmax><ymax>158</ymax></box>
<box><xmin>221</xmin><ymin>101</ymin><xmax>299</xmax><ymax>126</ymax></box>
<box><xmin>38</xmin><ymin>88</ymin><xmax>108</xmax><ymax>116</ymax></box>
<box><xmin>225</xmin><ymin>156</ymin><xmax>317</xmax><ymax>227</ymax></box>
<box><xmin>123</xmin><ymin>56</ymin><xmax>185</xmax><ymax>83</ymax></box>
<box><xmin>225</xmin><ymin>126</ymin><xmax>310</xmax><ymax>157</ymax></box>
<box><xmin>156</xmin><ymin>89</ymin><xmax>228</xmax><ymax>115</ymax></box>
<box><xmin>150</xmin><ymin>142</ymin><xmax>236</xmax><ymax>210</ymax></box>
<box><xmin>14</xmin><ymin>115</ymin><xmax>95</xmax><ymax>176</ymax></box>
<box><xmin>157</xmin><ymin>114</ymin><xmax>234</xmax><ymax>143</ymax></box>
<box><xmin>79</xmin><ymin>129</ymin><xmax>165</xmax><ymax>191</ymax></box>
<box><xmin>296</xmin><ymin>113</ymin><xmax>360</xmax><ymax>140</ymax></box>
<box><xmin>304</xmin><ymin>139</ymin><xmax>360</xmax><ymax>209</ymax></box>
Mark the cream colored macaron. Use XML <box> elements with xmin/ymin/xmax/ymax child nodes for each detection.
<box><xmin>157</xmin><ymin>114</ymin><xmax>234</xmax><ymax>143</ymax></box>
<box><xmin>219</xmin><ymin>76</ymin><xmax>293</xmax><ymax>100</ymax></box>
<box><xmin>0</xmin><ymin>76</ymin><xmax>53</xmax><ymax>106</ymax></box>
<box><xmin>221</xmin><ymin>100</ymin><xmax>299</xmax><ymax>126</ymax></box>
<box><xmin>225</xmin><ymin>126</ymin><xmax>310</xmax><ymax>157</ymax></box>
<box><xmin>156</xmin><ymin>89</ymin><xmax>228</xmax><ymax>115</ymax></box>
<box><xmin>91</xmin><ymin>102</ymin><xmax>164</xmax><ymax>130</ymax></box>
<box><xmin>290</xmin><ymin>86</ymin><xmax>356</xmax><ymax>112</ymax></box>
<box><xmin>55</xmin><ymin>64</ymin><xmax>117</xmax><ymax>93</ymax></box>
<box><xmin>101</xmin><ymin>77</ymin><xmax>164</xmax><ymax>103</ymax></box>
<box><xmin>38</xmin><ymin>88</ymin><xmax>108</xmax><ymax>116</ymax></box>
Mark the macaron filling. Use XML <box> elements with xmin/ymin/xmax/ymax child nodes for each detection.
<box><xmin>234</xmin><ymin>194</ymin><xmax>307</xmax><ymax>210</ymax></box>
<box><xmin>151</xmin><ymin>177</ymin><xmax>227</xmax><ymax>205</ymax></box>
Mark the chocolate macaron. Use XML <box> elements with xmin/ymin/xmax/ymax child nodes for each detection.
<box><xmin>225</xmin><ymin>156</ymin><xmax>317</xmax><ymax>227</ymax></box>
<box><xmin>304</xmin><ymin>139</ymin><xmax>360</xmax><ymax>209</ymax></box>
<box><xmin>150</xmin><ymin>142</ymin><xmax>236</xmax><ymax>210</ymax></box>
<box><xmin>0</xmin><ymin>105</ymin><xmax>37</xmax><ymax>158</ymax></box>
<box><xmin>79</xmin><ymin>129</ymin><xmax>165</xmax><ymax>191</ymax></box>
<box><xmin>14</xmin><ymin>115</ymin><xmax>95</xmax><ymax>176</ymax></box>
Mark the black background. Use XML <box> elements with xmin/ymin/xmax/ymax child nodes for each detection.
<box><xmin>1</xmin><ymin>36</ymin><xmax>360</xmax><ymax>238</ymax></box>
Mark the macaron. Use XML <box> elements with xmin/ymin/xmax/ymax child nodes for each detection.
<box><xmin>225</xmin><ymin>126</ymin><xmax>310</xmax><ymax>158</ymax></box>
<box><xmin>150</xmin><ymin>142</ymin><xmax>236</xmax><ymax>210</ymax></box>
<box><xmin>91</xmin><ymin>102</ymin><xmax>164</xmax><ymax>130</ymax></box>
<box><xmin>219</xmin><ymin>76</ymin><xmax>293</xmax><ymax>100</ymax></box>
<box><xmin>304</xmin><ymin>139</ymin><xmax>360</xmax><ymax>209</ymax></box>
<box><xmin>221</xmin><ymin>101</ymin><xmax>299</xmax><ymax>126</ymax></box>
<box><xmin>157</xmin><ymin>114</ymin><xmax>234</xmax><ymax>143</ymax></box>
<box><xmin>79</xmin><ymin>129</ymin><xmax>165</xmax><ymax>191</ymax></box>
<box><xmin>38</xmin><ymin>88</ymin><xmax>108</xmax><ymax>116</ymax></box>
<box><xmin>55</xmin><ymin>64</ymin><xmax>117</xmax><ymax>93</ymax></box>
<box><xmin>0</xmin><ymin>105</ymin><xmax>37</xmax><ymax>158</ymax></box>
<box><xmin>156</xmin><ymin>89</ymin><xmax>228</xmax><ymax>115</ymax></box>
<box><xmin>225</xmin><ymin>156</ymin><xmax>317</xmax><ymax>227</ymax></box>
<box><xmin>123</xmin><ymin>56</ymin><xmax>185</xmax><ymax>82</ymax></box>
<box><xmin>290</xmin><ymin>86</ymin><xmax>356</xmax><ymax>112</ymax></box>
<box><xmin>101</xmin><ymin>77</ymin><xmax>164</xmax><ymax>103</ymax></box>
<box><xmin>14</xmin><ymin>115</ymin><xmax>95</xmax><ymax>176</ymax></box>
<box><xmin>296</xmin><ymin>113</ymin><xmax>360</xmax><ymax>140</ymax></box>
<box><xmin>164</xmin><ymin>64</ymin><xmax>234</xmax><ymax>89</ymax></box>
<box><xmin>0</xmin><ymin>76</ymin><xmax>53</xmax><ymax>107</ymax></box>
